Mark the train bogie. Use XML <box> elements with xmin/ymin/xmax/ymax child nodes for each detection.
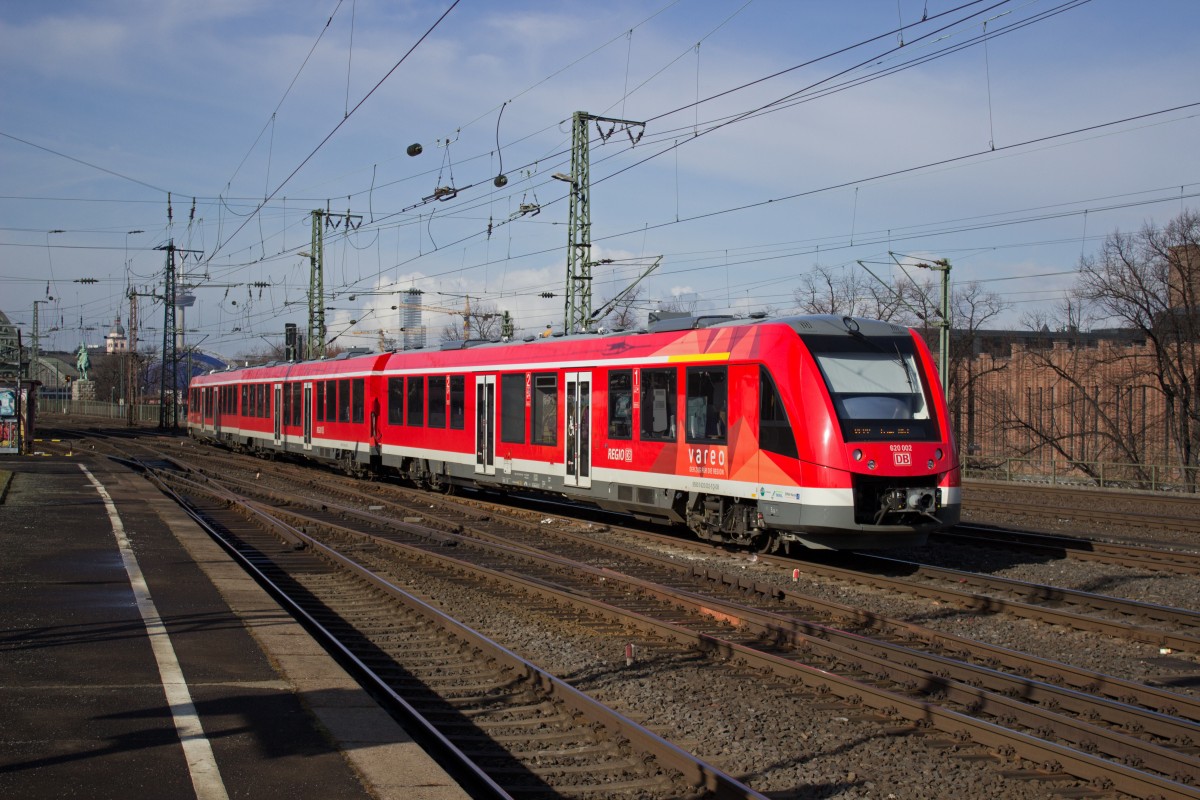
<box><xmin>188</xmin><ymin>315</ymin><xmax>960</xmax><ymax>551</ymax></box>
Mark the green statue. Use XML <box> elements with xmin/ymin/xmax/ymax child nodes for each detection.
<box><xmin>76</xmin><ymin>343</ymin><xmax>90</xmax><ymax>381</ymax></box>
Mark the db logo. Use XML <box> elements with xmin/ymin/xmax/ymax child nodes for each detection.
<box><xmin>893</xmin><ymin>452</ymin><xmax>912</xmax><ymax>466</ymax></box>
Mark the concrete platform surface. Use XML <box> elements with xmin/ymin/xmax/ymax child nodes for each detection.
<box><xmin>0</xmin><ymin>454</ymin><xmax>469</xmax><ymax>800</ymax></box>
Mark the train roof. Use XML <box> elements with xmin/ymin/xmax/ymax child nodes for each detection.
<box><xmin>192</xmin><ymin>314</ymin><xmax>915</xmax><ymax>381</ymax></box>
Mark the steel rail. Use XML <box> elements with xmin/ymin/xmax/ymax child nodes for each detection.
<box><xmin>829</xmin><ymin>551</ymin><xmax>1200</xmax><ymax>650</ymax></box>
<box><xmin>147</xmin><ymin>463</ymin><xmax>767</xmax><ymax>800</ymax></box>
<box><xmin>940</xmin><ymin>525</ymin><xmax>1200</xmax><ymax>575</ymax></box>
<box><xmin>161</xmin><ymin>450</ymin><xmax>1200</xmax><ymax>725</ymax></box>
<box><xmin>218</xmin><ymin>477</ymin><xmax>1200</xmax><ymax>800</ymax></box>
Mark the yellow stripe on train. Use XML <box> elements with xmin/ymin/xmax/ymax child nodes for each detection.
<box><xmin>666</xmin><ymin>352</ymin><xmax>730</xmax><ymax>364</ymax></box>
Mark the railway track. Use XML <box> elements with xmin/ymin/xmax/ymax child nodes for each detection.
<box><xmin>32</xmin><ymin>424</ymin><xmax>1200</xmax><ymax>797</ymax></box>
<box><xmin>794</xmin><ymin>550</ymin><xmax>1200</xmax><ymax>652</ymax></box>
<box><xmin>964</xmin><ymin>481</ymin><xmax>1200</xmax><ymax>540</ymax></box>
<box><xmin>936</xmin><ymin>525</ymin><xmax>1200</xmax><ymax>576</ymax></box>
<box><xmin>169</xmin><ymin>441</ymin><xmax>1200</xmax><ymax>654</ymax></box>
<box><xmin>139</xmin><ymin>451</ymin><xmax>1198</xmax><ymax>799</ymax></box>
<box><xmin>140</xmin><ymin>460</ymin><xmax>762</xmax><ymax>800</ymax></box>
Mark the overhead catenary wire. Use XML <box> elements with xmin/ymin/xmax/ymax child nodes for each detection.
<box><xmin>9</xmin><ymin>2</ymin><xmax>1190</xmax><ymax>347</ymax></box>
<box><xmin>207</xmin><ymin>0</ymin><xmax>461</xmax><ymax>264</ymax></box>
<box><xmin>332</xmin><ymin>100</ymin><xmax>1199</xmax><ymax>297</ymax></box>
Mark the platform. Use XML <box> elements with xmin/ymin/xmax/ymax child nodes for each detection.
<box><xmin>0</xmin><ymin>453</ymin><xmax>468</xmax><ymax>800</ymax></box>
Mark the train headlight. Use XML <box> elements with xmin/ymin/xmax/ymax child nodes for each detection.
<box><xmin>935</xmin><ymin>448</ymin><xmax>943</xmax><ymax>460</ymax></box>
<box><xmin>867</xmin><ymin>459</ymin><xmax>876</xmax><ymax>470</ymax></box>
<box><xmin>852</xmin><ymin>449</ymin><xmax>863</xmax><ymax>461</ymax></box>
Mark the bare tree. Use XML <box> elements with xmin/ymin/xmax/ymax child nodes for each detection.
<box><xmin>973</xmin><ymin>211</ymin><xmax>1200</xmax><ymax>488</ymax></box>
<box><xmin>439</xmin><ymin>300</ymin><xmax>502</xmax><ymax>342</ymax></box>
<box><xmin>236</xmin><ymin>343</ymin><xmax>286</xmax><ymax>365</ymax></box>
<box><xmin>655</xmin><ymin>294</ymin><xmax>700</xmax><ymax>316</ymax></box>
<box><xmin>943</xmin><ymin>281</ymin><xmax>1009</xmax><ymax>453</ymax></box>
<box><xmin>980</xmin><ymin>318</ymin><xmax>1159</xmax><ymax>484</ymax></box>
<box><xmin>1075</xmin><ymin>209</ymin><xmax>1200</xmax><ymax>488</ymax></box>
<box><xmin>598</xmin><ymin>285</ymin><xmax>644</xmax><ymax>331</ymax></box>
<box><xmin>793</xmin><ymin>265</ymin><xmax>919</xmax><ymax>322</ymax></box>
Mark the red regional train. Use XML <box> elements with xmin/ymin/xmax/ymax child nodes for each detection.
<box><xmin>187</xmin><ymin>314</ymin><xmax>960</xmax><ymax>551</ymax></box>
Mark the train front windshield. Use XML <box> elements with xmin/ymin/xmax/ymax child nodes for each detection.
<box><xmin>805</xmin><ymin>334</ymin><xmax>938</xmax><ymax>442</ymax></box>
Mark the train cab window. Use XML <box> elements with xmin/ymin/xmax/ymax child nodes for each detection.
<box><xmin>759</xmin><ymin>367</ymin><xmax>798</xmax><ymax>459</ymax></box>
<box><xmin>531</xmin><ymin>373</ymin><xmax>557</xmax><ymax>446</ymax></box>
<box><xmin>428</xmin><ymin>376</ymin><xmax>447</xmax><ymax>428</ymax></box>
<box><xmin>351</xmin><ymin>378</ymin><xmax>364</xmax><ymax>424</ymax></box>
<box><xmin>639</xmin><ymin>368</ymin><xmax>677</xmax><ymax>441</ymax></box>
<box><xmin>449</xmin><ymin>375</ymin><xmax>465</xmax><ymax>430</ymax></box>
<box><xmin>338</xmin><ymin>379</ymin><xmax>351</xmax><ymax>423</ymax></box>
<box><xmin>805</xmin><ymin>334</ymin><xmax>937</xmax><ymax>441</ymax></box>
<box><xmin>387</xmin><ymin>377</ymin><xmax>404</xmax><ymax>425</ymax></box>
<box><xmin>407</xmin><ymin>376</ymin><xmax>425</xmax><ymax>427</ymax></box>
<box><xmin>608</xmin><ymin>370</ymin><xmax>633</xmax><ymax>440</ymax></box>
<box><xmin>685</xmin><ymin>367</ymin><xmax>727</xmax><ymax>444</ymax></box>
<box><xmin>500</xmin><ymin>373</ymin><xmax>526</xmax><ymax>444</ymax></box>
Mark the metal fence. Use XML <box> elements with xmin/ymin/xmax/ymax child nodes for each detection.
<box><xmin>39</xmin><ymin>398</ymin><xmax>161</xmax><ymax>424</ymax></box>
<box><xmin>963</xmin><ymin>453</ymin><xmax>1199</xmax><ymax>493</ymax></box>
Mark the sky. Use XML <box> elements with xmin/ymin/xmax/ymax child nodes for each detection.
<box><xmin>2</xmin><ymin>0</ymin><xmax>1197</xmax><ymax>361</ymax></box>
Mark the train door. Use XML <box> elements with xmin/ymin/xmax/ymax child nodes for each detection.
<box><xmin>273</xmin><ymin>383</ymin><xmax>283</xmax><ymax>446</ymax></box>
<box><xmin>564</xmin><ymin>372</ymin><xmax>592</xmax><ymax>489</ymax></box>
<box><xmin>213</xmin><ymin>387</ymin><xmax>222</xmax><ymax>437</ymax></box>
<box><xmin>475</xmin><ymin>375</ymin><xmax>495</xmax><ymax>476</ymax></box>
<box><xmin>302</xmin><ymin>382</ymin><xmax>313</xmax><ymax>451</ymax></box>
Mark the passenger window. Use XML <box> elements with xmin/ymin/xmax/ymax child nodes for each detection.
<box><xmin>759</xmin><ymin>367</ymin><xmax>798</xmax><ymax>459</ymax></box>
<box><xmin>407</xmin><ymin>377</ymin><xmax>425</xmax><ymax>427</ymax></box>
<box><xmin>500</xmin><ymin>373</ymin><xmax>526</xmax><ymax>444</ymax></box>
<box><xmin>315</xmin><ymin>381</ymin><xmax>324</xmax><ymax>422</ymax></box>
<box><xmin>387</xmin><ymin>377</ymin><xmax>404</xmax><ymax>425</ymax></box>
<box><xmin>608</xmin><ymin>370</ymin><xmax>632</xmax><ymax>440</ymax></box>
<box><xmin>338</xmin><ymin>379</ymin><xmax>350</xmax><ymax>423</ymax></box>
<box><xmin>351</xmin><ymin>378</ymin><xmax>364</xmax><ymax>424</ymax></box>
<box><xmin>324</xmin><ymin>381</ymin><xmax>335</xmax><ymax>422</ymax></box>
<box><xmin>685</xmin><ymin>367</ymin><xmax>727</xmax><ymax>444</ymax></box>
<box><xmin>531</xmin><ymin>373</ymin><xmax>557</xmax><ymax>446</ymax></box>
<box><xmin>639</xmin><ymin>368</ymin><xmax>677</xmax><ymax>441</ymax></box>
<box><xmin>450</xmin><ymin>375</ymin><xmax>465</xmax><ymax>430</ymax></box>
<box><xmin>429</xmin><ymin>376</ymin><xmax>447</xmax><ymax>428</ymax></box>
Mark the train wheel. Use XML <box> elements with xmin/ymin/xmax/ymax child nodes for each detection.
<box><xmin>755</xmin><ymin>532</ymin><xmax>780</xmax><ymax>554</ymax></box>
<box><xmin>428</xmin><ymin>472</ymin><xmax>455</xmax><ymax>495</ymax></box>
